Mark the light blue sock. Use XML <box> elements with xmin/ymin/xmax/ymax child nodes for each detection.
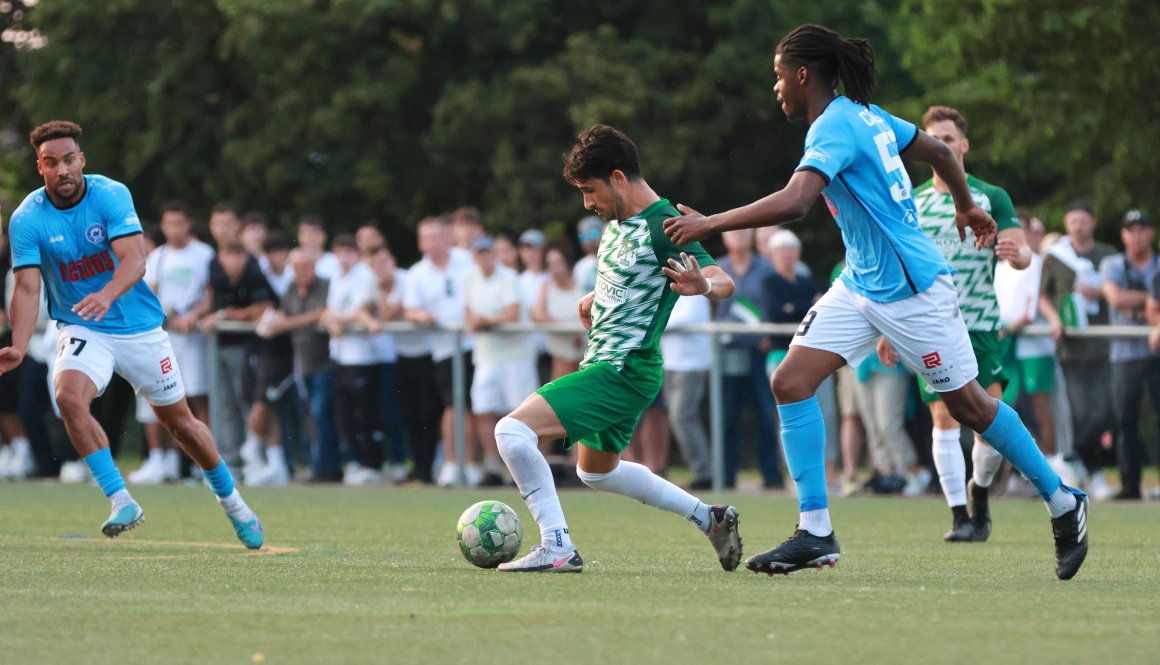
<box><xmin>204</xmin><ymin>462</ymin><xmax>235</xmax><ymax>498</ymax></box>
<box><xmin>83</xmin><ymin>448</ymin><xmax>126</xmax><ymax>498</ymax></box>
<box><xmin>778</xmin><ymin>396</ymin><xmax>828</xmax><ymax>512</ymax></box>
<box><xmin>979</xmin><ymin>400</ymin><xmax>1073</xmax><ymax>500</ymax></box>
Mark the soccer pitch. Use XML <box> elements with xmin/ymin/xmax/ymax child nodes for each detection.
<box><xmin>2</xmin><ymin>483</ymin><xmax>1157</xmax><ymax>665</ymax></box>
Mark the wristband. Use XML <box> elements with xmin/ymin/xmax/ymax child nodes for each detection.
<box><xmin>701</xmin><ymin>279</ymin><xmax>713</xmax><ymax>296</ymax></box>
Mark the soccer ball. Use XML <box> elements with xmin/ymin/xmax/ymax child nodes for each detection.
<box><xmin>456</xmin><ymin>500</ymin><xmax>523</xmax><ymax>568</ymax></box>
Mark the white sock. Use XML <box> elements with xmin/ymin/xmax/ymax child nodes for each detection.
<box><xmin>971</xmin><ymin>440</ymin><xmax>1003</xmax><ymax>488</ymax></box>
<box><xmin>11</xmin><ymin>437</ymin><xmax>29</xmax><ymax>456</ymax></box>
<box><xmin>495</xmin><ymin>416</ymin><xmax>572</xmax><ymax>553</ymax></box>
<box><xmin>799</xmin><ymin>508</ymin><xmax>832</xmax><ymax>537</ymax></box>
<box><xmin>110</xmin><ymin>488</ymin><xmax>135</xmax><ymax>509</ymax></box>
<box><xmin>577</xmin><ymin>461</ymin><xmax>710</xmax><ymax>533</ymax></box>
<box><xmin>266</xmin><ymin>445</ymin><xmax>286</xmax><ymax>468</ymax></box>
<box><xmin>1045</xmin><ymin>485</ymin><xmax>1079</xmax><ymax>519</ymax></box>
<box><xmin>148</xmin><ymin>448</ymin><xmax>164</xmax><ymax>464</ymax></box>
<box><xmin>932</xmin><ymin>428</ymin><xmax>967</xmax><ymax>507</ymax></box>
<box><xmin>217</xmin><ymin>489</ymin><xmax>254</xmax><ymax>521</ymax></box>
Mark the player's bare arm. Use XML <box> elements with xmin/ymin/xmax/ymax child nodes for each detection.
<box><xmin>577</xmin><ymin>291</ymin><xmax>595</xmax><ymax>330</ymax></box>
<box><xmin>660</xmin><ymin>252</ymin><xmax>735</xmax><ymax>300</ymax></box>
<box><xmin>71</xmin><ymin>233</ymin><xmax>148</xmax><ymax>323</ymax></box>
<box><xmin>663</xmin><ymin>171</ymin><xmax>825</xmax><ymax>245</ymax></box>
<box><xmin>903</xmin><ymin>132</ymin><xmax>996</xmax><ymax>249</ymax></box>
<box><xmin>994</xmin><ymin>226</ymin><xmax>1032</xmax><ymax>270</ymax></box>
<box><xmin>0</xmin><ymin>267</ymin><xmax>43</xmax><ymax>374</ymax></box>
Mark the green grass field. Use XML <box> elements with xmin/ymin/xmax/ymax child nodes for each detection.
<box><xmin>2</xmin><ymin>482</ymin><xmax>1158</xmax><ymax>665</ymax></box>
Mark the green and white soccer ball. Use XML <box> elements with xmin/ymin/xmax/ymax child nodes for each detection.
<box><xmin>456</xmin><ymin>500</ymin><xmax>523</xmax><ymax>568</ymax></box>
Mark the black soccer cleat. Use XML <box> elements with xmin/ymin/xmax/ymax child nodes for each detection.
<box><xmin>967</xmin><ymin>479</ymin><xmax>992</xmax><ymax>542</ymax></box>
<box><xmin>943</xmin><ymin>508</ymin><xmax>975</xmax><ymax>542</ymax></box>
<box><xmin>745</xmin><ymin>528</ymin><xmax>840</xmax><ymax>575</ymax></box>
<box><xmin>1051</xmin><ymin>492</ymin><xmax>1088</xmax><ymax>581</ymax></box>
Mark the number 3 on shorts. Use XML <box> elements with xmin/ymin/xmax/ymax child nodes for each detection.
<box><xmin>796</xmin><ymin>310</ymin><xmax>817</xmax><ymax>337</ymax></box>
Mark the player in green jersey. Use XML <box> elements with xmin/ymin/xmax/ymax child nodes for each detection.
<box><xmin>877</xmin><ymin>106</ymin><xmax>1032</xmax><ymax>542</ymax></box>
<box><xmin>493</xmin><ymin>125</ymin><xmax>742</xmax><ymax>573</ymax></box>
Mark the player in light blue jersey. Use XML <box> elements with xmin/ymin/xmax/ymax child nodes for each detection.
<box><xmin>665</xmin><ymin>25</ymin><xmax>1088</xmax><ymax>580</ymax></box>
<box><xmin>0</xmin><ymin>120</ymin><xmax>263</xmax><ymax>548</ymax></box>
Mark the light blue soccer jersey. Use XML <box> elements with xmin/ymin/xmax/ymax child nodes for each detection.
<box><xmin>796</xmin><ymin>96</ymin><xmax>951</xmax><ymax>302</ymax></box>
<box><xmin>8</xmin><ymin>174</ymin><xmax>165</xmax><ymax>334</ymax></box>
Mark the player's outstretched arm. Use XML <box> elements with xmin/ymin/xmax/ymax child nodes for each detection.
<box><xmin>663</xmin><ymin>171</ymin><xmax>826</xmax><ymax>244</ymax></box>
<box><xmin>904</xmin><ymin>132</ymin><xmax>996</xmax><ymax>249</ymax></box>
<box><xmin>0</xmin><ymin>268</ymin><xmax>42</xmax><ymax>374</ymax></box>
<box><xmin>72</xmin><ymin>233</ymin><xmax>148</xmax><ymax>323</ymax></box>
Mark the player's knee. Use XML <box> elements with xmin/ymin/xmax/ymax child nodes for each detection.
<box><xmin>577</xmin><ymin>465</ymin><xmax>618</xmax><ymax>491</ymax></box>
<box><xmin>943</xmin><ymin>391</ymin><xmax>995</xmax><ymax>432</ymax></box>
<box><xmin>54</xmin><ymin>387</ymin><xmax>89</xmax><ymax>418</ymax></box>
<box><xmin>770</xmin><ymin>368</ymin><xmax>812</xmax><ymax>404</ymax></box>
<box><xmin>495</xmin><ymin>416</ymin><xmax>536</xmax><ymax>457</ymax></box>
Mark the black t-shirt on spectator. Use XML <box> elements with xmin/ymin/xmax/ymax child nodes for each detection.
<box><xmin>762</xmin><ymin>271</ymin><xmax>822</xmax><ymax>351</ymax></box>
<box><xmin>208</xmin><ymin>254</ymin><xmax>275</xmax><ymax>348</ymax></box>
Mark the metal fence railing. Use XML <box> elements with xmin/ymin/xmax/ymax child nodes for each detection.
<box><xmin>207</xmin><ymin>320</ymin><xmax>1154</xmax><ymax>490</ymax></box>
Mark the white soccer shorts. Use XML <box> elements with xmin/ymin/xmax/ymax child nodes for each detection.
<box><xmin>54</xmin><ymin>325</ymin><xmax>187</xmax><ymax>406</ymax></box>
<box><xmin>789</xmin><ymin>275</ymin><xmax>978</xmax><ymax>393</ymax></box>
<box><xmin>470</xmin><ymin>359</ymin><xmax>540</xmax><ymax>414</ymax></box>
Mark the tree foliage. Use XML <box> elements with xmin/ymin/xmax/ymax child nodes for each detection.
<box><xmin>1</xmin><ymin>0</ymin><xmax>1150</xmax><ymax>264</ymax></box>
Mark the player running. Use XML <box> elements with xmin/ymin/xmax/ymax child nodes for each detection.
<box><xmin>0</xmin><ymin>121</ymin><xmax>263</xmax><ymax>548</ymax></box>
<box><xmin>878</xmin><ymin>105</ymin><xmax>1038</xmax><ymax>543</ymax></box>
<box><xmin>495</xmin><ymin>124</ymin><xmax>741</xmax><ymax>573</ymax></box>
<box><xmin>664</xmin><ymin>25</ymin><xmax>1088</xmax><ymax>580</ymax></box>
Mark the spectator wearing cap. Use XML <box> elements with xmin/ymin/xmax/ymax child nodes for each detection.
<box><xmin>464</xmin><ymin>234</ymin><xmax>535</xmax><ymax>486</ymax></box>
<box><xmin>1099</xmin><ymin>210</ymin><xmax>1160</xmax><ymax>500</ymax></box>
<box><xmin>573</xmin><ymin>216</ymin><xmax>604</xmax><ymax>292</ymax></box>
<box><xmin>1039</xmin><ymin>199</ymin><xmax>1118</xmax><ymax>499</ymax></box>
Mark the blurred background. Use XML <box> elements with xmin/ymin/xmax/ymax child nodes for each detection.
<box><xmin>2</xmin><ymin>0</ymin><xmax>1155</xmax><ymax>267</ymax></box>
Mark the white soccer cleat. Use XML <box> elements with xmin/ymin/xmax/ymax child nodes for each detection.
<box><xmin>497</xmin><ymin>545</ymin><xmax>584</xmax><ymax>573</ymax></box>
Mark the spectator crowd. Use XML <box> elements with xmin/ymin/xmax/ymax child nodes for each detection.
<box><xmin>1</xmin><ymin>201</ymin><xmax>1159</xmax><ymax>501</ymax></box>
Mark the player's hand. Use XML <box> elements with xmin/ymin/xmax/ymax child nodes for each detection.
<box><xmin>876</xmin><ymin>336</ymin><xmax>899</xmax><ymax>368</ymax></box>
<box><xmin>1049</xmin><ymin>318</ymin><xmax>1064</xmax><ymax>342</ymax></box>
<box><xmin>72</xmin><ymin>290</ymin><xmax>115</xmax><ymax>322</ymax></box>
<box><xmin>956</xmin><ymin>206</ymin><xmax>996</xmax><ymax>250</ymax></box>
<box><xmin>663</xmin><ymin>204</ymin><xmax>712</xmax><ymax>245</ymax></box>
<box><xmin>577</xmin><ymin>291</ymin><xmax>596</xmax><ymax>330</ymax></box>
<box><xmin>661</xmin><ymin>252</ymin><xmax>712</xmax><ymax>297</ymax></box>
<box><xmin>0</xmin><ymin>347</ymin><xmax>26</xmax><ymax>376</ymax></box>
<box><xmin>994</xmin><ymin>236</ymin><xmax>1021</xmax><ymax>263</ymax></box>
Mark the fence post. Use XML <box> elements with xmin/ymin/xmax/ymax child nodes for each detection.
<box><xmin>452</xmin><ymin>327</ymin><xmax>467</xmax><ymax>486</ymax></box>
<box><xmin>708</xmin><ymin>330</ymin><xmax>725</xmax><ymax>492</ymax></box>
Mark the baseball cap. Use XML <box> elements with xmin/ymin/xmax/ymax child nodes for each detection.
<box><xmin>470</xmin><ymin>234</ymin><xmax>495</xmax><ymax>251</ymax></box>
<box><xmin>1122</xmin><ymin>209</ymin><xmax>1152</xmax><ymax>229</ymax></box>
<box><xmin>518</xmin><ymin>229</ymin><xmax>546</xmax><ymax>246</ymax></box>
<box><xmin>577</xmin><ymin>216</ymin><xmax>604</xmax><ymax>242</ymax></box>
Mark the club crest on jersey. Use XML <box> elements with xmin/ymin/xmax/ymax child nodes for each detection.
<box><xmin>85</xmin><ymin>223</ymin><xmax>107</xmax><ymax>246</ymax></box>
<box><xmin>615</xmin><ymin>235</ymin><xmax>643</xmax><ymax>269</ymax></box>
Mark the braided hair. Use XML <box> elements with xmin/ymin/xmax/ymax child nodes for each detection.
<box><xmin>777</xmin><ymin>24</ymin><xmax>876</xmax><ymax>107</ymax></box>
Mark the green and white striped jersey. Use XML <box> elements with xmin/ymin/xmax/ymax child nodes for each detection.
<box><xmin>583</xmin><ymin>198</ymin><xmax>715</xmax><ymax>369</ymax></box>
<box><xmin>913</xmin><ymin>175</ymin><xmax>1019</xmax><ymax>331</ymax></box>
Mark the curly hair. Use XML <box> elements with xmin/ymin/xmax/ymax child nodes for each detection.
<box><xmin>562</xmin><ymin>124</ymin><xmax>641</xmax><ymax>184</ymax></box>
<box><xmin>29</xmin><ymin>120</ymin><xmax>83</xmax><ymax>150</ymax></box>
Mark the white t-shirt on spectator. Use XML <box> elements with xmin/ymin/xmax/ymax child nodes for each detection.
<box><xmin>314</xmin><ymin>252</ymin><xmax>341</xmax><ymax>281</ymax></box>
<box><xmin>145</xmin><ymin>240</ymin><xmax>215</xmax><ymax>315</ymax></box>
<box><xmin>392</xmin><ymin>267</ymin><xmax>430</xmax><ymax>358</ymax></box>
<box><xmin>465</xmin><ymin>264</ymin><xmax>533</xmax><ymax>365</ymax></box>
<box><xmin>995</xmin><ymin>253</ymin><xmax>1056</xmax><ymax>359</ymax></box>
<box><xmin>403</xmin><ymin>254</ymin><xmax>474</xmax><ymax>362</ymax></box>
<box><xmin>573</xmin><ymin>254</ymin><xmax>598</xmax><ymax>293</ymax></box>
<box><xmin>327</xmin><ymin>262</ymin><xmax>378</xmax><ymax>366</ymax></box>
<box><xmin>518</xmin><ymin>270</ymin><xmax>548</xmax><ymax>353</ymax></box>
<box><xmin>661</xmin><ymin>294</ymin><xmax>712</xmax><ymax>372</ymax></box>
<box><xmin>261</xmin><ymin>262</ymin><xmax>294</xmax><ymax>299</ymax></box>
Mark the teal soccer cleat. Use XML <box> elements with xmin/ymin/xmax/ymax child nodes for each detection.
<box><xmin>101</xmin><ymin>502</ymin><xmax>144</xmax><ymax>538</ymax></box>
<box><xmin>229</xmin><ymin>514</ymin><xmax>264</xmax><ymax>550</ymax></box>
